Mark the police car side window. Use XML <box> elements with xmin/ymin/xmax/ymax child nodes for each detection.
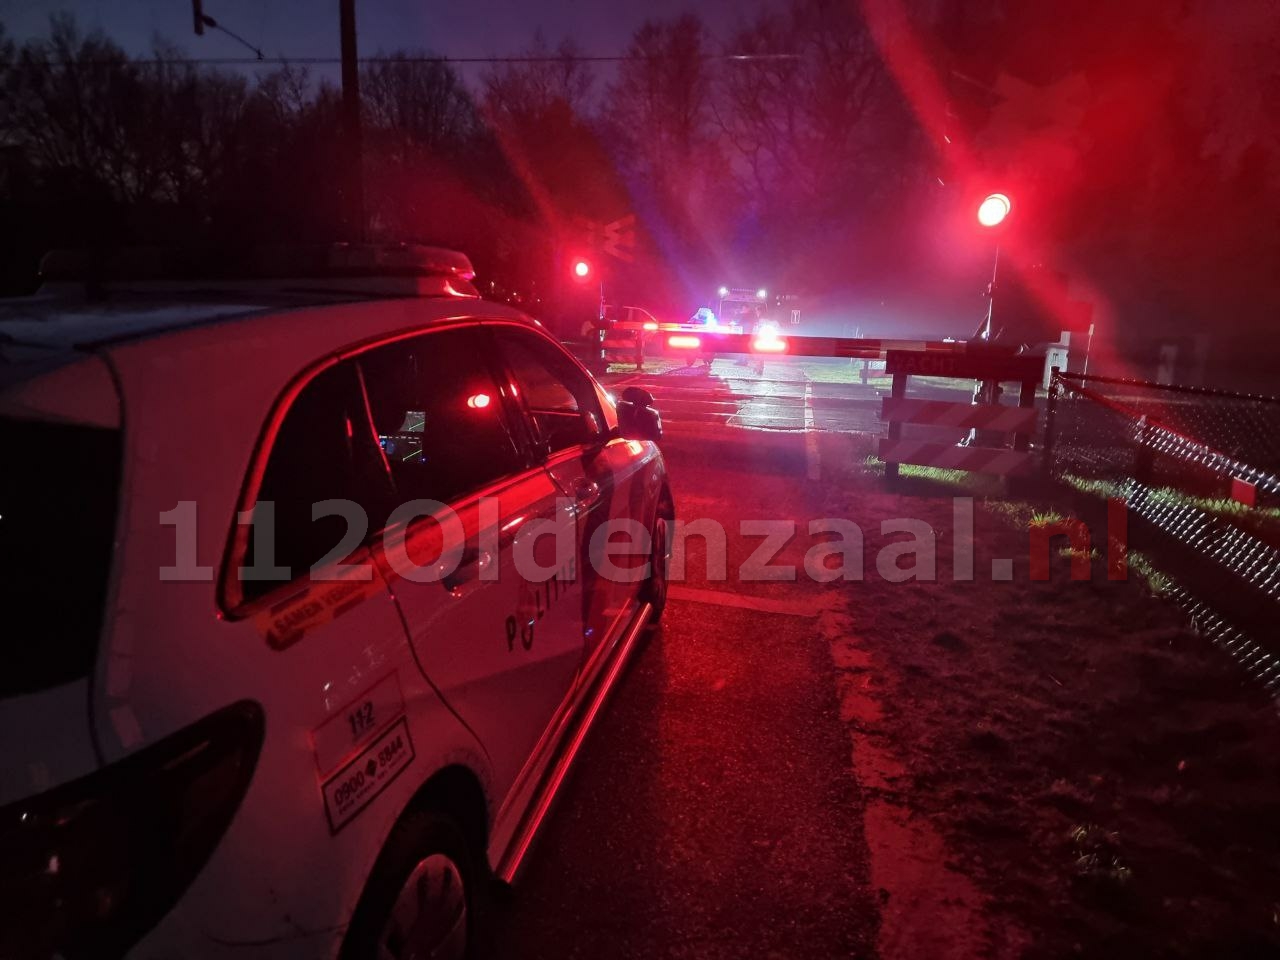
<box><xmin>357</xmin><ymin>327</ymin><xmax>525</xmax><ymax>511</ymax></box>
<box><xmin>243</xmin><ymin>360</ymin><xmax>391</xmax><ymax>603</ymax></box>
<box><xmin>494</xmin><ymin>327</ymin><xmax>603</xmax><ymax>453</ymax></box>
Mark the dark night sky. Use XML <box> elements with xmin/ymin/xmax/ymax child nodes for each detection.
<box><xmin>0</xmin><ymin>0</ymin><xmax>774</xmax><ymax>79</ymax></box>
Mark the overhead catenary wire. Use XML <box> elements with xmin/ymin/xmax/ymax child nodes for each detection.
<box><xmin>16</xmin><ymin>53</ymin><xmax>805</xmax><ymax>68</ymax></box>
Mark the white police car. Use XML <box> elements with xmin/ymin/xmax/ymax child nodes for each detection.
<box><xmin>0</xmin><ymin>245</ymin><xmax>673</xmax><ymax>958</ymax></box>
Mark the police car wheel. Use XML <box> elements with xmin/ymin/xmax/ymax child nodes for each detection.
<box><xmin>342</xmin><ymin>811</ymin><xmax>478</xmax><ymax>960</ymax></box>
<box><xmin>644</xmin><ymin>514</ymin><xmax>670</xmax><ymax>619</ymax></box>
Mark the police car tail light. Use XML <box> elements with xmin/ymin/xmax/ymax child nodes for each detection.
<box><xmin>642</xmin><ymin>321</ymin><xmax>659</xmax><ymax>331</ymax></box>
<box><xmin>0</xmin><ymin>700</ymin><xmax>265</xmax><ymax>958</ymax></box>
<box><xmin>668</xmin><ymin>335</ymin><xmax>701</xmax><ymax>349</ymax></box>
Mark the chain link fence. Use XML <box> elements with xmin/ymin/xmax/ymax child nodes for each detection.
<box><xmin>1047</xmin><ymin>372</ymin><xmax>1280</xmax><ymax>497</ymax></box>
<box><xmin>1045</xmin><ymin>371</ymin><xmax>1280</xmax><ymax>693</ymax></box>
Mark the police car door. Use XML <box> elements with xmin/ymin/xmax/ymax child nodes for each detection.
<box><xmin>488</xmin><ymin>324</ymin><xmax>651</xmax><ymax>670</ymax></box>
<box><xmin>358</xmin><ymin>326</ymin><xmax>583</xmax><ymax>795</ymax></box>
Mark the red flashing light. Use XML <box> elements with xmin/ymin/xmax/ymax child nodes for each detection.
<box><xmin>977</xmin><ymin>193</ymin><xmax>1011</xmax><ymax>228</ymax></box>
<box><xmin>752</xmin><ymin>336</ymin><xmax>788</xmax><ymax>353</ymax></box>
<box><xmin>573</xmin><ymin>260</ymin><xmax>590</xmax><ymax>278</ymax></box>
<box><xmin>668</xmin><ymin>335</ymin><xmax>701</xmax><ymax>349</ymax></box>
<box><xmin>467</xmin><ymin>393</ymin><xmax>491</xmax><ymax>409</ymax></box>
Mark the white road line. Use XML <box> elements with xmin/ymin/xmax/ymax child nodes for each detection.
<box><xmin>803</xmin><ymin>382</ymin><xmax>821</xmax><ymax>480</ymax></box>
<box><xmin>668</xmin><ymin>585</ymin><xmax>822</xmax><ymax>618</ymax></box>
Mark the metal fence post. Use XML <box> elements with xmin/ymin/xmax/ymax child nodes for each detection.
<box><xmin>1043</xmin><ymin>366</ymin><xmax>1060</xmax><ymax>479</ymax></box>
<box><xmin>1134</xmin><ymin>416</ymin><xmax>1154</xmax><ymax>486</ymax></box>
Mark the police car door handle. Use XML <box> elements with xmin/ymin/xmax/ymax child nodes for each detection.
<box><xmin>443</xmin><ymin>549</ymin><xmax>492</xmax><ymax>595</ymax></box>
<box><xmin>572</xmin><ymin>478</ymin><xmax>601</xmax><ymax>511</ymax></box>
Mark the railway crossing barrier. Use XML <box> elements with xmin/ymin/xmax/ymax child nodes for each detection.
<box><xmin>581</xmin><ymin>332</ymin><xmax>1051</xmax><ymax>483</ymax></box>
<box><xmin>591</xmin><ymin>328</ymin><xmax>966</xmax><ymax>371</ymax></box>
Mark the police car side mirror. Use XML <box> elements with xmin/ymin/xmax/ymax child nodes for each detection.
<box><xmin>616</xmin><ymin>386</ymin><xmax>662</xmax><ymax>443</ymax></box>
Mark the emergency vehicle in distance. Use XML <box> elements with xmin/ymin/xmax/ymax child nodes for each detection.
<box><xmin>0</xmin><ymin>243</ymin><xmax>674</xmax><ymax>959</ymax></box>
<box><xmin>663</xmin><ymin>286</ymin><xmax>781</xmax><ymax>366</ymax></box>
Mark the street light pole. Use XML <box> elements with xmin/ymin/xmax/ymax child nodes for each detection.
<box><xmin>982</xmin><ymin>244</ymin><xmax>1000</xmax><ymax>341</ymax></box>
<box><xmin>968</xmin><ymin>193</ymin><xmax>1012</xmax><ymax>446</ymax></box>
<box><xmin>975</xmin><ymin>193</ymin><xmax>1011</xmax><ymax>342</ymax></box>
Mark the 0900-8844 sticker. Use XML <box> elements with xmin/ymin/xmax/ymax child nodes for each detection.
<box><xmin>321</xmin><ymin>717</ymin><xmax>415</xmax><ymax>833</ymax></box>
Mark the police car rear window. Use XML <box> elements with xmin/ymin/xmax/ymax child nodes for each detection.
<box><xmin>236</xmin><ymin>332</ymin><xmax>528</xmax><ymax>606</ymax></box>
<box><xmin>240</xmin><ymin>361</ymin><xmax>391</xmax><ymax>604</ymax></box>
<box><xmin>0</xmin><ymin>417</ymin><xmax>120</xmax><ymax>697</ymax></box>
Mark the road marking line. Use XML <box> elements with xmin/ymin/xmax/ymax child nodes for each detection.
<box><xmin>804</xmin><ymin>382</ymin><xmax>821</xmax><ymax>480</ymax></box>
<box><xmin>668</xmin><ymin>585</ymin><xmax>822</xmax><ymax>618</ymax></box>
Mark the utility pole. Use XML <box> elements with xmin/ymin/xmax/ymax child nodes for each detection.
<box><xmin>339</xmin><ymin>0</ymin><xmax>365</xmax><ymax>241</ymax></box>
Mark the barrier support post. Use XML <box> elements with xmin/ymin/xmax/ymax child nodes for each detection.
<box><xmin>885</xmin><ymin>371</ymin><xmax>907</xmax><ymax>481</ymax></box>
<box><xmin>1013</xmin><ymin>375</ymin><xmax>1037</xmax><ymax>453</ymax></box>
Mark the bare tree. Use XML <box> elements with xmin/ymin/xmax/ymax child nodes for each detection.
<box><xmin>475</xmin><ymin>32</ymin><xmax>624</xmax><ymax>228</ymax></box>
<box><xmin>718</xmin><ymin>0</ymin><xmax>890</xmax><ymax>214</ymax></box>
<box><xmin>0</xmin><ymin>22</ymin><xmax>14</xmax><ymax>168</ymax></box>
<box><xmin>598</xmin><ymin>14</ymin><xmax>730</xmax><ymax>293</ymax></box>
<box><xmin>606</xmin><ymin>16</ymin><xmax>717</xmax><ymax>186</ymax></box>
<box><xmin>482</xmin><ymin>32</ymin><xmax>594</xmax><ymax>127</ymax></box>
<box><xmin>0</xmin><ymin>22</ymin><xmax>13</xmax><ymax>111</ymax></box>
<box><xmin>255</xmin><ymin>63</ymin><xmax>312</xmax><ymax>127</ymax></box>
<box><xmin>3</xmin><ymin>15</ymin><xmax>150</xmax><ymax>199</ymax></box>
<box><xmin>362</xmin><ymin>53</ymin><xmax>480</xmax><ymax>159</ymax></box>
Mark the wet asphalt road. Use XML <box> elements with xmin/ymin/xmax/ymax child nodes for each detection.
<box><xmin>615</xmin><ymin>358</ymin><xmax>883</xmax><ymax>433</ymax></box>
<box><xmin>490</xmin><ymin>386</ymin><xmax>882</xmax><ymax>959</ymax></box>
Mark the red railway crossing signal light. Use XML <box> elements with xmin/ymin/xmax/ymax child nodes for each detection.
<box><xmin>572</xmin><ymin>259</ymin><xmax>591</xmax><ymax>279</ymax></box>
<box><xmin>977</xmin><ymin>193</ymin><xmax>1012</xmax><ymax>228</ymax></box>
